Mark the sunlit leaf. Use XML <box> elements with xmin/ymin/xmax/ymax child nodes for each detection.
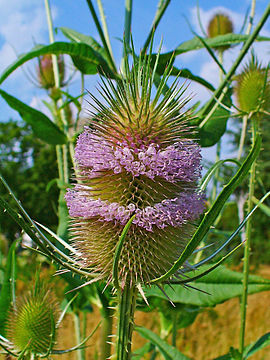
<box><xmin>0</xmin><ymin>90</ymin><xmax>66</xmax><ymax>145</ymax></box>
<box><xmin>0</xmin><ymin>42</ymin><xmax>115</xmax><ymax>85</ymax></box>
<box><xmin>146</xmin><ymin>265</ymin><xmax>270</xmax><ymax>307</ymax></box>
<box><xmin>135</xmin><ymin>326</ymin><xmax>191</xmax><ymax>360</ymax></box>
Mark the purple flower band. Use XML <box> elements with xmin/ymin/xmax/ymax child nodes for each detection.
<box><xmin>66</xmin><ymin>187</ymin><xmax>205</xmax><ymax>231</ymax></box>
<box><xmin>75</xmin><ymin>129</ymin><xmax>202</xmax><ymax>182</ymax></box>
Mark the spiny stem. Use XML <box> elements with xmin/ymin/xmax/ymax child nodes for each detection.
<box><xmin>99</xmin><ymin>307</ymin><xmax>113</xmax><ymax>360</ymax></box>
<box><xmin>239</xmin><ymin>116</ymin><xmax>258</xmax><ymax>357</ymax></box>
<box><xmin>115</xmin><ymin>286</ymin><xmax>137</xmax><ymax>360</ymax></box>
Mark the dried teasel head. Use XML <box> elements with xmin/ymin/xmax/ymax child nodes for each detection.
<box><xmin>65</xmin><ymin>51</ymin><xmax>205</xmax><ymax>289</ymax></box>
<box><xmin>234</xmin><ymin>55</ymin><xmax>270</xmax><ymax>115</ymax></box>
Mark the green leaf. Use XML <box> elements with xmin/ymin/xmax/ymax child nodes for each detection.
<box><xmin>146</xmin><ymin>265</ymin><xmax>270</xmax><ymax>307</ymax></box>
<box><xmin>171</xmin><ymin>66</ymin><xmax>215</xmax><ymax>91</ymax></box>
<box><xmin>0</xmin><ymin>42</ymin><xmax>115</xmax><ymax>85</ymax></box>
<box><xmin>135</xmin><ymin>326</ymin><xmax>191</xmax><ymax>360</ymax></box>
<box><xmin>244</xmin><ymin>332</ymin><xmax>270</xmax><ymax>358</ymax></box>
<box><xmin>151</xmin><ymin>135</ymin><xmax>261</xmax><ymax>284</ymax></box>
<box><xmin>0</xmin><ymin>90</ymin><xmax>66</xmax><ymax>145</ymax></box>
<box><xmin>0</xmin><ymin>240</ymin><xmax>17</xmax><ymax>336</ymax></box>
<box><xmin>59</xmin><ymin>27</ymin><xmax>107</xmax><ymax>58</ymax></box>
<box><xmin>174</xmin><ymin>34</ymin><xmax>270</xmax><ymax>56</ymax></box>
<box><xmin>132</xmin><ymin>342</ymin><xmax>154</xmax><ymax>358</ymax></box>
<box><xmin>198</xmin><ymin>89</ymin><xmax>233</xmax><ymax>147</ymax></box>
<box><xmin>156</xmin><ymin>34</ymin><xmax>270</xmax><ymax>71</ymax></box>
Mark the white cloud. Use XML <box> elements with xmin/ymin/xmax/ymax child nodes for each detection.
<box><xmin>0</xmin><ymin>1</ymin><xmax>58</xmax><ymax>75</ymax></box>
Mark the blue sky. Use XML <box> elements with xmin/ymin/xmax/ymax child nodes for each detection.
<box><xmin>0</xmin><ymin>0</ymin><xmax>269</xmax><ymax>159</ymax></box>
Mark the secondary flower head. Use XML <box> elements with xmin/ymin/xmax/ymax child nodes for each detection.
<box><xmin>6</xmin><ymin>283</ymin><xmax>59</xmax><ymax>357</ymax></box>
<box><xmin>37</xmin><ymin>54</ymin><xmax>65</xmax><ymax>91</ymax></box>
<box><xmin>234</xmin><ymin>55</ymin><xmax>270</xmax><ymax>115</ymax></box>
<box><xmin>66</xmin><ymin>53</ymin><xmax>205</xmax><ymax>288</ymax></box>
<box><xmin>207</xmin><ymin>12</ymin><xmax>234</xmax><ymax>52</ymax></box>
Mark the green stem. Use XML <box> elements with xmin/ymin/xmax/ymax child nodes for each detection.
<box><xmin>44</xmin><ymin>0</ymin><xmax>60</xmax><ymax>88</ymax></box>
<box><xmin>85</xmin><ymin>0</ymin><xmax>117</xmax><ymax>73</ymax></box>
<box><xmin>82</xmin><ymin>312</ymin><xmax>87</xmax><ymax>360</ymax></box>
<box><xmin>99</xmin><ymin>307</ymin><xmax>113</xmax><ymax>360</ymax></box>
<box><xmin>115</xmin><ymin>286</ymin><xmax>137</xmax><ymax>360</ymax></box>
<box><xmin>172</xmin><ymin>316</ymin><xmax>177</xmax><ymax>347</ymax></box>
<box><xmin>121</xmin><ymin>0</ymin><xmax>133</xmax><ymax>74</ymax></box>
<box><xmin>97</xmin><ymin>0</ymin><xmax>115</xmax><ymax>64</ymax></box>
<box><xmin>237</xmin><ymin>115</ymin><xmax>248</xmax><ymax>160</ymax></box>
<box><xmin>45</xmin><ymin>0</ymin><xmax>70</xmax><ymax>239</ymax></box>
<box><xmin>239</xmin><ymin>117</ymin><xmax>258</xmax><ymax>357</ymax></box>
<box><xmin>211</xmin><ymin>50</ymin><xmax>223</xmax><ymax>204</ymax></box>
<box><xmin>246</xmin><ymin>0</ymin><xmax>256</xmax><ymax>35</ymax></box>
<box><xmin>142</xmin><ymin>0</ymin><xmax>171</xmax><ymax>54</ymax></box>
<box><xmin>74</xmin><ymin>312</ymin><xmax>83</xmax><ymax>360</ymax></box>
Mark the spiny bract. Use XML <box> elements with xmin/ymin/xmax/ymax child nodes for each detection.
<box><xmin>66</xmin><ymin>54</ymin><xmax>205</xmax><ymax>288</ymax></box>
<box><xmin>7</xmin><ymin>284</ymin><xmax>58</xmax><ymax>356</ymax></box>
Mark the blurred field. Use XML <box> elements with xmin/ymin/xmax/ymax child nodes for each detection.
<box><xmin>1</xmin><ymin>265</ymin><xmax>269</xmax><ymax>360</ymax></box>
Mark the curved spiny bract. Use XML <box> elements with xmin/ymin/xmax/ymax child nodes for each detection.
<box><xmin>66</xmin><ymin>55</ymin><xmax>205</xmax><ymax>289</ymax></box>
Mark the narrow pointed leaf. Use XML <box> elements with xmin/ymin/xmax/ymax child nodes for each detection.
<box><xmin>0</xmin><ymin>90</ymin><xmax>66</xmax><ymax>145</ymax></box>
<box><xmin>244</xmin><ymin>332</ymin><xmax>270</xmax><ymax>358</ymax></box>
<box><xmin>146</xmin><ymin>265</ymin><xmax>270</xmax><ymax>307</ymax></box>
<box><xmin>113</xmin><ymin>214</ymin><xmax>136</xmax><ymax>289</ymax></box>
<box><xmin>135</xmin><ymin>326</ymin><xmax>191</xmax><ymax>360</ymax></box>
<box><xmin>151</xmin><ymin>136</ymin><xmax>261</xmax><ymax>283</ymax></box>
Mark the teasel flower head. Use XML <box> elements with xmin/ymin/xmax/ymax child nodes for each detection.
<box><xmin>37</xmin><ymin>54</ymin><xmax>65</xmax><ymax>100</ymax></box>
<box><xmin>207</xmin><ymin>12</ymin><xmax>234</xmax><ymax>52</ymax></box>
<box><xmin>6</xmin><ymin>282</ymin><xmax>59</xmax><ymax>357</ymax></box>
<box><xmin>234</xmin><ymin>54</ymin><xmax>270</xmax><ymax>115</ymax></box>
<box><xmin>65</xmin><ymin>50</ymin><xmax>205</xmax><ymax>289</ymax></box>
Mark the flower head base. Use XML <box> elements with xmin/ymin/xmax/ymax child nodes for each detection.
<box><xmin>7</xmin><ymin>283</ymin><xmax>58</xmax><ymax>356</ymax></box>
<box><xmin>234</xmin><ymin>55</ymin><xmax>270</xmax><ymax>115</ymax></box>
<box><xmin>66</xmin><ymin>53</ymin><xmax>205</xmax><ymax>288</ymax></box>
<box><xmin>207</xmin><ymin>13</ymin><xmax>234</xmax><ymax>52</ymax></box>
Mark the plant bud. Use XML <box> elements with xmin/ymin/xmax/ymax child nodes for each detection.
<box><xmin>37</xmin><ymin>54</ymin><xmax>65</xmax><ymax>90</ymax></box>
<box><xmin>234</xmin><ymin>56</ymin><xmax>270</xmax><ymax>114</ymax></box>
<box><xmin>207</xmin><ymin>13</ymin><xmax>234</xmax><ymax>51</ymax></box>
